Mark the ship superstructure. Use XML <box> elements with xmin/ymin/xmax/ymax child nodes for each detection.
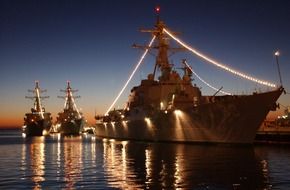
<box><xmin>56</xmin><ymin>81</ymin><xmax>84</xmax><ymax>135</ymax></box>
<box><xmin>23</xmin><ymin>81</ymin><xmax>52</xmax><ymax>136</ymax></box>
<box><xmin>94</xmin><ymin>14</ymin><xmax>284</xmax><ymax>144</ymax></box>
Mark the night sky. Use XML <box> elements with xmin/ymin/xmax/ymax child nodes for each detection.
<box><xmin>1</xmin><ymin>0</ymin><xmax>290</xmax><ymax>127</ymax></box>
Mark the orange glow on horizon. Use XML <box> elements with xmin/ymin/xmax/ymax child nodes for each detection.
<box><xmin>0</xmin><ymin>108</ymin><xmax>284</xmax><ymax>129</ymax></box>
<box><xmin>0</xmin><ymin>117</ymin><xmax>23</xmax><ymax>128</ymax></box>
<box><xmin>0</xmin><ymin>111</ymin><xmax>98</xmax><ymax>128</ymax></box>
<box><xmin>0</xmin><ymin>106</ymin><xmax>284</xmax><ymax>129</ymax></box>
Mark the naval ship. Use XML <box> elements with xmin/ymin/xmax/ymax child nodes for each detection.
<box><xmin>264</xmin><ymin>106</ymin><xmax>290</xmax><ymax>128</ymax></box>
<box><xmin>95</xmin><ymin>16</ymin><xmax>284</xmax><ymax>144</ymax></box>
<box><xmin>256</xmin><ymin>105</ymin><xmax>290</xmax><ymax>143</ymax></box>
<box><xmin>56</xmin><ymin>81</ymin><xmax>84</xmax><ymax>135</ymax></box>
<box><xmin>22</xmin><ymin>81</ymin><xmax>52</xmax><ymax>136</ymax></box>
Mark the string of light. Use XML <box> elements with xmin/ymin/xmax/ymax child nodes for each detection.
<box><xmin>62</xmin><ymin>88</ymin><xmax>81</xmax><ymax>118</ymax></box>
<box><xmin>69</xmin><ymin>91</ymin><xmax>81</xmax><ymax>118</ymax></box>
<box><xmin>183</xmin><ymin>61</ymin><xmax>232</xmax><ymax>95</ymax></box>
<box><xmin>35</xmin><ymin>87</ymin><xmax>44</xmax><ymax>119</ymax></box>
<box><xmin>163</xmin><ymin>28</ymin><xmax>277</xmax><ymax>88</ymax></box>
<box><xmin>63</xmin><ymin>96</ymin><xmax>68</xmax><ymax>110</ymax></box>
<box><xmin>105</xmin><ymin>35</ymin><xmax>156</xmax><ymax>115</ymax></box>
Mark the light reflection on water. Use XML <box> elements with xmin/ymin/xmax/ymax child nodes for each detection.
<box><xmin>18</xmin><ymin>135</ymin><xmax>101</xmax><ymax>189</ymax></box>
<box><xmin>20</xmin><ymin>137</ymin><xmax>46</xmax><ymax>189</ymax></box>
<box><xmin>0</xmin><ymin>130</ymin><xmax>289</xmax><ymax>189</ymax></box>
<box><xmin>101</xmin><ymin>140</ymin><xmax>267</xmax><ymax>189</ymax></box>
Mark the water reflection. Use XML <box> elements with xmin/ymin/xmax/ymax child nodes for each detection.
<box><xmin>21</xmin><ymin>137</ymin><xmax>45</xmax><ymax>190</ymax></box>
<box><xmin>19</xmin><ymin>135</ymin><xmax>277</xmax><ymax>189</ymax></box>
<box><xmin>102</xmin><ymin>141</ymin><xmax>267</xmax><ymax>189</ymax></box>
<box><xmin>103</xmin><ymin>139</ymin><xmax>144</xmax><ymax>189</ymax></box>
<box><xmin>21</xmin><ymin>135</ymin><xmax>98</xmax><ymax>189</ymax></box>
<box><xmin>254</xmin><ymin>146</ymin><xmax>290</xmax><ymax>189</ymax></box>
<box><xmin>63</xmin><ymin>136</ymin><xmax>83</xmax><ymax>189</ymax></box>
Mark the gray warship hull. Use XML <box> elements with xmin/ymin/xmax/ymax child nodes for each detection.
<box><xmin>95</xmin><ymin>88</ymin><xmax>283</xmax><ymax>144</ymax></box>
<box><xmin>58</xmin><ymin>119</ymin><xmax>83</xmax><ymax>136</ymax></box>
<box><xmin>23</xmin><ymin>112</ymin><xmax>52</xmax><ymax>136</ymax></box>
<box><xmin>23</xmin><ymin>80</ymin><xmax>52</xmax><ymax>137</ymax></box>
<box><xmin>95</xmin><ymin>16</ymin><xmax>284</xmax><ymax>144</ymax></box>
<box><xmin>56</xmin><ymin>81</ymin><xmax>84</xmax><ymax>136</ymax></box>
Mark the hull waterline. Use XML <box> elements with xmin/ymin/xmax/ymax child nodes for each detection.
<box><xmin>58</xmin><ymin>120</ymin><xmax>83</xmax><ymax>136</ymax></box>
<box><xmin>96</xmin><ymin>88</ymin><xmax>283</xmax><ymax>144</ymax></box>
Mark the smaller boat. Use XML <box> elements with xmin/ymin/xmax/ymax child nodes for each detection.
<box><xmin>56</xmin><ymin>81</ymin><xmax>84</xmax><ymax>135</ymax></box>
<box><xmin>22</xmin><ymin>81</ymin><xmax>52</xmax><ymax>136</ymax></box>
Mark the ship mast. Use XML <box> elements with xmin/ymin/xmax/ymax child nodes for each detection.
<box><xmin>26</xmin><ymin>81</ymin><xmax>49</xmax><ymax>119</ymax></box>
<box><xmin>154</xmin><ymin>15</ymin><xmax>171</xmax><ymax>81</ymax></box>
<box><xmin>134</xmin><ymin>6</ymin><xmax>183</xmax><ymax>81</ymax></box>
<box><xmin>58</xmin><ymin>81</ymin><xmax>81</xmax><ymax>118</ymax></box>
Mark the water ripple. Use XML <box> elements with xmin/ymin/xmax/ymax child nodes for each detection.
<box><xmin>0</xmin><ymin>131</ymin><xmax>290</xmax><ymax>189</ymax></box>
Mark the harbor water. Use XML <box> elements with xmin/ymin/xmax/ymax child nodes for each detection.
<box><xmin>0</xmin><ymin>129</ymin><xmax>290</xmax><ymax>189</ymax></box>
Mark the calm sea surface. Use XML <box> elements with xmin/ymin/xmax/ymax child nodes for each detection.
<box><xmin>0</xmin><ymin>129</ymin><xmax>289</xmax><ymax>189</ymax></box>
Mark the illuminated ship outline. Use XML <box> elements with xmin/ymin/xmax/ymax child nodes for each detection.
<box><xmin>94</xmin><ymin>8</ymin><xmax>284</xmax><ymax>144</ymax></box>
<box><xmin>56</xmin><ymin>81</ymin><xmax>84</xmax><ymax>135</ymax></box>
<box><xmin>22</xmin><ymin>81</ymin><xmax>52</xmax><ymax>136</ymax></box>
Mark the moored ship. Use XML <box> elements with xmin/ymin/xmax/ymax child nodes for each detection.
<box><xmin>56</xmin><ymin>81</ymin><xmax>84</xmax><ymax>135</ymax></box>
<box><xmin>263</xmin><ymin>106</ymin><xmax>290</xmax><ymax>128</ymax></box>
<box><xmin>256</xmin><ymin>105</ymin><xmax>290</xmax><ymax>143</ymax></box>
<box><xmin>95</xmin><ymin>14</ymin><xmax>284</xmax><ymax>144</ymax></box>
<box><xmin>22</xmin><ymin>81</ymin><xmax>52</xmax><ymax>136</ymax></box>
